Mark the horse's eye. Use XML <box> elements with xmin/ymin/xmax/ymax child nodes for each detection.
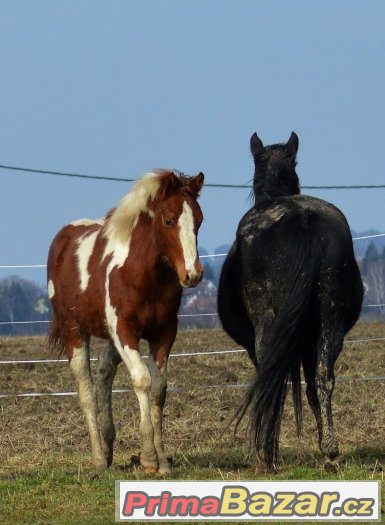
<box><xmin>165</xmin><ymin>218</ymin><xmax>174</xmax><ymax>227</ymax></box>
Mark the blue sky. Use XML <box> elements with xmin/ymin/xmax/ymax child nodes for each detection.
<box><xmin>1</xmin><ymin>1</ymin><xmax>384</xmax><ymax>285</ymax></box>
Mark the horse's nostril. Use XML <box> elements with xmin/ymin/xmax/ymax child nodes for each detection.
<box><xmin>184</xmin><ymin>272</ymin><xmax>195</xmax><ymax>287</ymax></box>
<box><xmin>184</xmin><ymin>271</ymin><xmax>202</xmax><ymax>288</ymax></box>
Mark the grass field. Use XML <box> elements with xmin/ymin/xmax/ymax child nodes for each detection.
<box><xmin>0</xmin><ymin>324</ymin><xmax>384</xmax><ymax>524</ymax></box>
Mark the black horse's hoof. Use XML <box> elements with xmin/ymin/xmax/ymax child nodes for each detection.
<box><xmin>323</xmin><ymin>456</ymin><xmax>343</xmax><ymax>472</ymax></box>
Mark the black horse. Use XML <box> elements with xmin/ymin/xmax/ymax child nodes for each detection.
<box><xmin>218</xmin><ymin>131</ymin><xmax>363</xmax><ymax>471</ymax></box>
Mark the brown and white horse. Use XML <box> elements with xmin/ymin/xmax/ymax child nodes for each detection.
<box><xmin>47</xmin><ymin>169</ymin><xmax>204</xmax><ymax>475</ymax></box>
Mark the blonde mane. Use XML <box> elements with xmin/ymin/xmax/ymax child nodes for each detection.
<box><xmin>103</xmin><ymin>170</ymin><xmax>167</xmax><ymax>243</ymax></box>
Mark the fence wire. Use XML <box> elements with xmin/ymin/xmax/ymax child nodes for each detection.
<box><xmin>1</xmin><ymin>232</ymin><xmax>385</xmax><ymax>398</ymax></box>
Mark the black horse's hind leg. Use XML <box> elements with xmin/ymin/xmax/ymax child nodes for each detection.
<box><xmin>302</xmin><ymin>348</ymin><xmax>322</xmax><ymax>448</ymax></box>
<box><xmin>95</xmin><ymin>342</ymin><xmax>122</xmax><ymax>466</ymax></box>
<box><xmin>314</xmin><ymin>321</ymin><xmax>344</xmax><ymax>468</ymax></box>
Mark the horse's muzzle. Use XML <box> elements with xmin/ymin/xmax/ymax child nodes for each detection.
<box><xmin>183</xmin><ymin>266</ymin><xmax>204</xmax><ymax>288</ymax></box>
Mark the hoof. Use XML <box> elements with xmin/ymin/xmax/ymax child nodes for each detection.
<box><xmin>257</xmin><ymin>460</ymin><xmax>278</xmax><ymax>475</ymax></box>
<box><xmin>140</xmin><ymin>457</ymin><xmax>159</xmax><ymax>474</ymax></box>
<box><xmin>90</xmin><ymin>471</ymin><xmax>100</xmax><ymax>480</ymax></box>
<box><xmin>93</xmin><ymin>457</ymin><xmax>108</xmax><ymax>472</ymax></box>
<box><xmin>139</xmin><ymin>451</ymin><xmax>159</xmax><ymax>473</ymax></box>
<box><xmin>130</xmin><ymin>454</ymin><xmax>158</xmax><ymax>474</ymax></box>
<box><xmin>157</xmin><ymin>463</ymin><xmax>172</xmax><ymax>476</ymax></box>
<box><xmin>323</xmin><ymin>456</ymin><xmax>342</xmax><ymax>472</ymax></box>
<box><xmin>142</xmin><ymin>464</ymin><xmax>158</xmax><ymax>474</ymax></box>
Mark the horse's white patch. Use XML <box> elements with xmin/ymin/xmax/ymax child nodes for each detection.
<box><xmin>102</xmin><ymin>171</ymin><xmax>164</xmax><ymax>334</ymax></box>
<box><xmin>47</xmin><ymin>280</ymin><xmax>55</xmax><ymax>299</ymax></box>
<box><xmin>70</xmin><ymin>346</ymin><xmax>89</xmax><ymax>374</ymax></box>
<box><xmin>178</xmin><ymin>201</ymin><xmax>197</xmax><ymax>272</ymax></box>
<box><xmin>104</xmin><ymin>239</ymin><xmax>130</xmax><ymax>335</ymax></box>
<box><xmin>76</xmin><ymin>231</ymin><xmax>99</xmax><ymax>292</ymax></box>
<box><xmin>117</xmin><ymin>345</ymin><xmax>153</xmax><ymax>451</ymax></box>
<box><xmin>102</xmin><ymin>238</ymin><xmax>130</xmax><ymax>265</ymax></box>
<box><xmin>105</xmin><ymin>294</ymin><xmax>118</xmax><ymax>336</ymax></box>
<box><xmin>71</xmin><ymin>218</ymin><xmax>104</xmax><ymax>227</ymax></box>
<box><xmin>121</xmin><ymin>346</ymin><xmax>151</xmax><ymax>390</ymax></box>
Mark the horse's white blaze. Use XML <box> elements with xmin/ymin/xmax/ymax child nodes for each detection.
<box><xmin>71</xmin><ymin>218</ymin><xmax>104</xmax><ymax>227</ymax></box>
<box><xmin>178</xmin><ymin>201</ymin><xmax>197</xmax><ymax>273</ymax></box>
<box><xmin>47</xmin><ymin>280</ymin><xmax>55</xmax><ymax>299</ymax></box>
<box><xmin>76</xmin><ymin>231</ymin><xmax>99</xmax><ymax>292</ymax></box>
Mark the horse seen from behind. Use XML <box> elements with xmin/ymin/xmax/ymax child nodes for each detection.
<box><xmin>218</xmin><ymin>132</ymin><xmax>363</xmax><ymax>471</ymax></box>
<box><xmin>48</xmin><ymin>169</ymin><xmax>204</xmax><ymax>475</ymax></box>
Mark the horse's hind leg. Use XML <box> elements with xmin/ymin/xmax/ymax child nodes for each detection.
<box><xmin>302</xmin><ymin>348</ymin><xmax>322</xmax><ymax>448</ymax></box>
<box><xmin>95</xmin><ymin>342</ymin><xmax>122</xmax><ymax>467</ymax></box>
<box><xmin>69</xmin><ymin>342</ymin><xmax>107</xmax><ymax>472</ymax></box>
<box><xmin>314</xmin><ymin>323</ymin><xmax>344</xmax><ymax>468</ymax></box>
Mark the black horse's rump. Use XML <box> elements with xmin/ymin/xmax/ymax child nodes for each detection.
<box><xmin>218</xmin><ymin>132</ymin><xmax>363</xmax><ymax>471</ymax></box>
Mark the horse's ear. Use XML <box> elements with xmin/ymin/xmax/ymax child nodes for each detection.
<box><xmin>287</xmin><ymin>131</ymin><xmax>299</xmax><ymax>157</ymax></box>
<box><xmin>250</xmin><ymin>133</ymin><xmax>264</xmax><ymax>156</ymax></box>
<box><xmin>188</xmin><ymin>172</ymin><xmax>204</xmax><ymax>197</ymax></box>
<box><xmin>160</xmin><ymin>172</ymin><xmax>183</xmax><ymax>200</ymax></box>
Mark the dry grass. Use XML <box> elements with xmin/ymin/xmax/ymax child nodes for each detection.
<box><xmin>0</xmin><ymin>324</ymin><xmax>384</xmax><ymax>523</ymax></box>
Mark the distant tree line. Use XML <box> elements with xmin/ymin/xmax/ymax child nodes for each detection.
<box><xmin>1</xmin><ymin>239</ymin><xmax>384</xmax><ymax>336</ymax></box>
<box><xmin>361</xmin><ymin>242</ymin><xmax>385</xmax><ymax>315</ymax></box>
<box><xmin>0</xmin><ymin>276</ymin><xmax>51</xmax><ymax>336</ymax></box>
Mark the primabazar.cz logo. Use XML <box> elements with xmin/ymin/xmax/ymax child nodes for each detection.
<box><xmin>115</xmin><ymin>480</ymin><xmax>380</xmax><ymax>521</ymax></box>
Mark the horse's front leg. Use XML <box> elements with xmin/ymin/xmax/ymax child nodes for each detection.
<box><xmin>112</xmin><ymin>332</ymin><xmax>158</xmax><ymax>473</ymax></box>
<box><xmin>147</xmin><ymin>352</ymin><xmax>170</xmax><ymax>475</ymax></box>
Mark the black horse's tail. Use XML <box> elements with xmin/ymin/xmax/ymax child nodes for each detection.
<box><xmin>238</xmin><ymin>216</ymin><xmax>319</xmax><ymax>470</ymax></box>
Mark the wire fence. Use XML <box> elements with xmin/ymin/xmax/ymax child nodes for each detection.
<box><xmin>2</xmin><ymin>374</ymin><xmax>385</xmax><ymax>400</ymax></box>
<box><xmin>1</xmin><ymin>230</ymin><xmax>385</xmax><ymax>332</ymax></box>
<box><xmin>1</xmin><ymin>221</ymin><xmax>384</xmax><ymax>397</ymax></box>
<box><xmin>1</xmin><ymin>337</ymin><xmax>385</xmax><ymax>367</ymax></box>
<box><xmin>2</xmin><ymin>162</ymin><xmax>385</xmax><ymax>190</ymax></box>
<box><xmin>1</xmin><ymin>334</ymin><xmax>384</xmax><ymax>398</ymax></box>
<box><xmin>1</xmin><ymin>232</ymin><xmax>385</xmax><ymax>270</ymax></box>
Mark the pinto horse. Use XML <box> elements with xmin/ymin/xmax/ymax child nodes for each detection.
<box><xmin>47</xmin><ymin>169</ymin><xmax>204</xmax><ymax>474</ymax></box>
<box><xmin>218</xmin><ymin>132</ymin><xmax>363</xmax><ymax>471</ymax></box>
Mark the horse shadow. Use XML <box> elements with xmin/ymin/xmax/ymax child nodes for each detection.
<box><xmin>169</xmin><ymin>445</ymin><xmax>385</xmax><ymax>476</ymax></box>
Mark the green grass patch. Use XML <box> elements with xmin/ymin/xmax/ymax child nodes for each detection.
<box><xmin>1</xmin><ymin>448</ymin><xmax>384</xmax><ymax>524</ymax></box>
